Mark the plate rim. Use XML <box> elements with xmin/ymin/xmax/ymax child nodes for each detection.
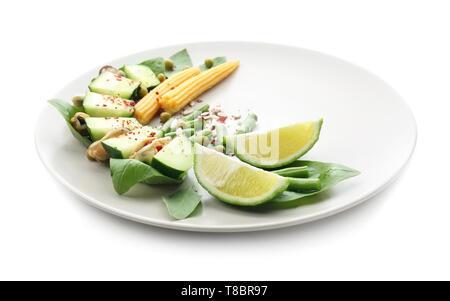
<box><xmin>35</xmin><ymin>40</ymin><xmax>418</xmax><ymax>232</ymax></box>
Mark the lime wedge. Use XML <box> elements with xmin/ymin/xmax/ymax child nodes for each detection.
<box><xmin>194</xmin><ymin>144</ymin><xmax>289</xmax><ymax>206</ymax></box>
<box><xmin>224</xmin><ymin>119</ymin><xmax>323</xmax><ymax>169</ymax></box>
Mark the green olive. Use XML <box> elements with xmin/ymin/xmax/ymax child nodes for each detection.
<box><xmin>160</xmin><ymin>112</ymin><xmax>172</xmax><ymax>123</ymax></box>
<box><xmin>157</xmin><ymin>73</ymin><xmax>166</xmax><ymax>82</ymax></box>
<box><xmin>204</xmin><ymin>58</ymin><xmax>214</xmax><ymax>69</ymax></box>
<box><xmin>138</xmin><ymin>85</ymin><xmax>148</xmax><ymax>99</ymax></box>
<box><xmin>215</xmin><ymin>144</ymin><xmax>225</xmax><ymax>153</ymax></box>
<box><xmin>164</xmin><ymin>59</ymin><xmax>174</xmax><ymax>70</ymax></box>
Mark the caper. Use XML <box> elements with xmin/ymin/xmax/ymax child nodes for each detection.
<box><xmin>164</xmin><ymin>59</ymin><xmax>174</xmax><ymax>70</ymax></box>
<box><xmin>204</xmin><ymin>58</ymin><xmax>214</xmax><ymax>69</ymax></box>
<box><xmin>215</xmin><ymin>144</ymin><xmax>225</xmax><ymax>153</ymax></box>
<box><xmin>99</xmin><ymin>65</ymin><xmax>118</xmax><ymax>75</ymax></box>
<box><xmin>138</xmin><ymin>85</ymin><xmax>148</xmax><ymax>99</ymax></box>
<box><xmin>160</xmin><ymin>112</ymin><xmax>172</xmax><ymax>123</ymax></box>
<box><xmin>71</xmin><ymin>95</ymin><xmax>85</xmax><ymax>108</ymax></box>
<box><xmin>157</xmin><ymin>73</ymin><xmax>166</xmax><ymax>82</ymax></box>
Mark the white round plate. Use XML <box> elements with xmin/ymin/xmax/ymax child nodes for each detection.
<box><xmin>36</xmin><ymin>41</ymin><xmax>417</xmax><ymax>232</ymax></box>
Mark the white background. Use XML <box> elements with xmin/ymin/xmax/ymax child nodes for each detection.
<box><xmin>1</xmin><ymin>0</ymin><xmax>449</xmax><ymax>280</ymax></box>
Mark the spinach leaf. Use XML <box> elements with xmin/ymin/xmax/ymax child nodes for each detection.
<box><xmin>162</xmin><ymin>186</ymin><xmax>202</xmax><ymax>220</ymax></box>
<box><xmin>48</xmin><ymin>98</ymin><xmax>80</xmax><ymax>121</ymax></box>
<box><xmin>109</xmin><ymin>158</ymin><xmax>183</xmax><ymax>195</ymax></box>
<box><xmin>199</xmin><ymin>56</ymin><xmax>227</xmax><ymax>71</ymax></box>
<box><xmin>165</xmin><ymin>49</ymin><xmax>193</xmax><ymax>77</ymax></box>
<box><xmin>140</xmin><ymin>57</ymin><xmax>165</xmax><ymax>76</ymax></box>
<box><xmin>139</xmin><ymin>49</ymin><xmax>192</xmax><ymax>78</ymax></box>
<box><xmin>270</xmin><ymin>160</ymin><xmax>360</xmax><ymax>205</ymax></box>
<box><xmin>48</xmin><ymin>99</ymin><xmax>92</xmax><ymax>147</ymax></box>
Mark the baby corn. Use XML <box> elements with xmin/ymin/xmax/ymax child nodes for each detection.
<box><xmin>134</xmin><ymin>67</ymin><xmax>201</xmax><ymax>125</ymax></box>
<box><xmin>160</xmin><ymin>60</ymin><xmax>239</xmax><ymax>114</ymax></box>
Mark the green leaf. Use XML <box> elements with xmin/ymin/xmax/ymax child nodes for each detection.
<box><xmin>48</xmin><ymin>99</ymin><xmax>92</xmax><ymax>147</ymax></box>
<box><xmin>199</xmin><ymin>56</ymin><xmax>227</xmax><ymax>71</ymax></box>
<box><xmin>140</xmin><ymin>57</ymin><xmax>165</xmax><ymax>76</ymax></box>
<box><xmin>269</xmin><ymin>160</ymin><xmax>360</xmax><ymax>206</ymax></box>
<box><xmin>109</xmin><ymin>158</ymin><xmax>182</xmax><ymax>195</ymax></box>
<box><xmin>162</xmin><ymin>186</ymin><xmax>202</xmax><ymax>220</ymax></box>
<box><xmin>165</xmin><ymin>49</ymin><xmax>193</xmax><ymax>77</ymax></box>
<box><xmin>48</xmin><ymin>98</ymin><xmax>81</xmax><ymax>122</ymax></box>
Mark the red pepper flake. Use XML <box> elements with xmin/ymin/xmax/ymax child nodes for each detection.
<box><xmin>149</xmin><ymin>132</ymin><xmax>156</xmax><ymax>137</ymax></box>
<box><xmin>156</xmin><ymin>145</ymin><xmax>163</xmax><ymax>151</ymax></box>
<box><xmin>114</xmin><ymin>117</ymin><xmax>119</xmax><ymax>119</ymax></box>
<box><xmin>135</xmin><ymin>138</ymin><xmax>138</xmax><ymax>141</ymax></box>
<box><xmin>129</xmin><ymin>101</ymin><xmax>135</xmax><ymax>105</ymax></box>
<box><xmin>218</xmin><ymin>116</ymin><xmax>227</xmax><ymax>123</ymax></box>
<box><xmin>137</xmin><ymin>132</ymin><xmax>140</xmax><ymax>134</ymax></box>
<box><xmin>105</xmin><ymin>117</ymin><xmax>110</xmax><ymax>120</ymax></box>
<box><xmin>96</xmin><ymin>104</ymin><xmax>99</xmax><ymax>107</ymax></box>
<box><xmin>211</xmin><ymin>139</ymin><xmax>216</xmax><ymax>144</ymax></box>
<box><xmin>196</xmin><ymin>99</ymin><xmax>203</xmax><ymax>103</ymax></box>
<box><xmin>103</xmin><ymin>104</ymin><xmax>107</xmax><ymax>107</ymax></box>
<box><xmin>170</xmin><ymin>87</ymin><xmax>174</xmax><ymax>90</ymax></box>
<box><xmin>155</xmin><ymin>92</ymin><xmax>159</xmax><ymax>95</ymax></box>
<box><xmin>211</xmin><ymin>125</ymin><xmax>216</xmax><ymax>130</ymax></box>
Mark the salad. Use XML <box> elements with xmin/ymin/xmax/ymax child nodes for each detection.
<box><xmin>49</xmin><ymin>48</ymin><xmax>359</xmax><ymax>220</ymax></box>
